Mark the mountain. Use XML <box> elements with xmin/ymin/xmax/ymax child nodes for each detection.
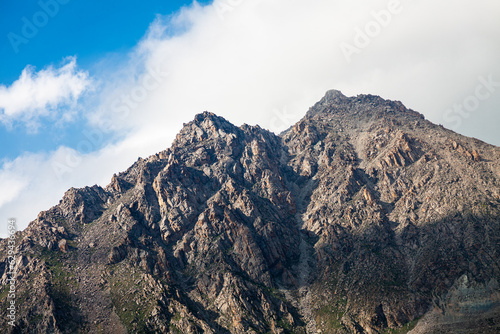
<box><xmin>1</xmin><ymin>90</ymin><xmax>499</xmax><ymax>333</ymax></box>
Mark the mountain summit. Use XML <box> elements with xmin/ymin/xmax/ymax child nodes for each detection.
<box><xmin>1</xmin><ymin>90</ymin><xmax>499</xmax><ymax>333</ymax></box>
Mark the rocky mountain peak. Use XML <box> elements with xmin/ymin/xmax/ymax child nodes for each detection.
<box><xmin>172</xmin><ymin>111</ymin><xmax>241</xmax><ymax>149</ymax></box>
<box><xmin>306</xmin><ymin>89</ymin><xmax>424</xmax><ymax>122</ymax></box>
<box><xmin>1</xmin><ymin>90</ymin><xmax>499</xmax><ymax>334</ymax></box>
<box><xmin>320</xmin><ymin>89</ymin><xmax>349</xmax><ymax>104</ymax></box>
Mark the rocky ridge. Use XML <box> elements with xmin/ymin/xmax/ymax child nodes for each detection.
<box><xmin>0</xmin><ymin>90</ymin><xmax>499</xmax><ymax>333</ymax></box>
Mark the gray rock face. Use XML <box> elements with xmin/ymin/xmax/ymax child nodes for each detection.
<box><xmin>1</xmin><ymin>90</ymin><xmax>499</xmax><ymax>333</ymax></box>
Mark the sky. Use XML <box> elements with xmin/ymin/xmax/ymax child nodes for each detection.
<box><xmin>0</xmin><ymin>0</ymin><xmax>499</xmax><ymax>237</ymax></box>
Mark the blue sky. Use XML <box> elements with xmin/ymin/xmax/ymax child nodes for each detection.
<box><xmin>1</xmin><ymin>0</ymin><xmax>211</xmax><ymax>82</ymax></box>
<box><xmin>0</xmin><ymin>0</ymin><xmax>210</xmax><ymax>159</ymax></box>
<box><xmin>1</xmin><ymin>0</ymin><xmax>499</xmax><ymax>237</ymax></box>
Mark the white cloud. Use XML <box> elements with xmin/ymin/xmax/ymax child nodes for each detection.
<box><xmin>0</xmin><ymin>57</ymin><xmax>91</xmax><ymax>127</ymax></box>
<box><xmin>1</xmin><ymin>0</ymin><xmax>500</xmax><ymax>236</ymax></box>
<box><xmin>0</xmin><ymin>141</ymin><xmax>148</xmax><ymax>238</ymax></box>
<box><xmin>101</xmin><ymin>0</ymin><xmax>500</xmax><ymax>141</ymax></box>
<box><xmin>0</xmin><ymin>168</ymin><xmax>28</xmax><ymax>208</ymax></box>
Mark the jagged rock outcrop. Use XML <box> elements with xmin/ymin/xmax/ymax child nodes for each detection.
<box><xmin>0</xmin><ymin>91</ymin><xmax>499</xmax><ymax>333</ymax></box>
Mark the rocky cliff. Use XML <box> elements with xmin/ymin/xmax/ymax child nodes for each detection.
<box><xmin>1</xmin><ymin>90</ymin><xmax>499</xmax><ymax>333</ymax></box>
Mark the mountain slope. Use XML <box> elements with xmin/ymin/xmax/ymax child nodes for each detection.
<box><xmin>1</xmin><ymin>90</ymin><xmax>499</xmax><ymax>333</ymax></box>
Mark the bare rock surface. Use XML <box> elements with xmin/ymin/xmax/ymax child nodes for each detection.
<box><xmin>1</xmin><ymin>90</ymin><xmax>499</xmax><ymax>333</ymax></box>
